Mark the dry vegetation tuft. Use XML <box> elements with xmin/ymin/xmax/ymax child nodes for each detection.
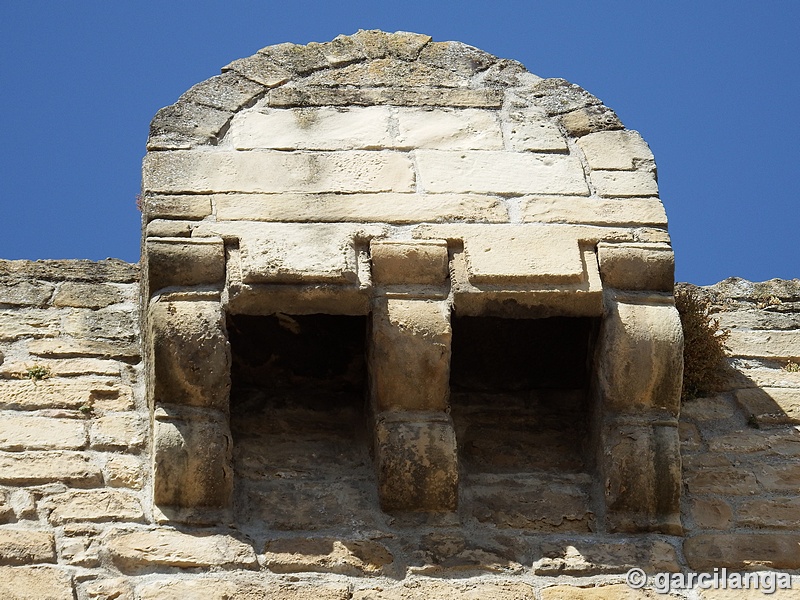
<box><xmin>675</xmin><ymin>287</ymin><xmax>730</xmax><ymax>401</ymax></box>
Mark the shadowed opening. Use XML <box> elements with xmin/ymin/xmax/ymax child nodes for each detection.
<box><xmin>227</xmin><ymin>313</ymin><xmax>377</xmax><ymax>532</ymax></box>
<box><xmin>450</xmin><ymin>316</ymin><xmax>600</xmax><ymax>531</ymax></box>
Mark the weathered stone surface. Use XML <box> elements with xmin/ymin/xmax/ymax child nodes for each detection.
<box><xmin>370</xmin><ymin>299</ymin><xmax>451</xmax><ymax>411</ymax></box>
<box><xmin>214</xmin><ymin>192</ymin><xmax>508</xmax><ymax>223</ymax></box>
<box><xmin>600</xmin><ymin>423</ymin><xmax>682</xmax><ymax>534</ymax></box>
<box><xmin>90</xmin><ymin>413</ymin><xmax>147</xmax><ymax>450</ymax></box>
<box><xmin>0</xmin><ymin>309</ymin><xmax>60</xmax><ymax>341</ymax></box>
<box><xmin>84</xmin><ymin>577</ymin><xmax>134</xmax><ymax>600</ymax></box>
<box><xmin>0</xmin><ymin>530</ymin><xmax>55</xmax><ymax>565</ymax></box>
<box><xmin>521</xmin><ymin>196</ymin><xmax>667</xmax><ymax>226</ymax></box>
<box><xmin>578</xmin><ymin>130</ymin><xmax>654</xmax><ymax>170</ymax></box>
<box><xmin>680</xmin><ymin>395</ymin><xmax>738</xmax><ymax>421</ymax></box>
<box><xmin>597</xmin><ymin>297</ymin><xmax>683</xmax><ymax>414</ymax></box>
<box><xmin>736</xmin><ymin>496</ymin><xmax>800</xmax><ymax>529</ymax></box>
<box><xmin>684</xmin><ymin>467</ymin><xmax>759</xmax><ymax>496</ymax></box>
<box><xmin>735</xmin><ymin>387</ymin><xmax>800</xmax><ymax>423</ymax></box>
<box><xmin>717</xmin><ymin>309</ymin><xmax>800</xmax><ymax>330</ymax></box>
<box><xmin>310</xmin><ymin>35</ymin><xmax>367</xmax><ymax>66</ymax></box>
<box><xmin>264</xmin><ymin>538</ymin><xmax>394</xmax><ymax>576</ymax></box>
<box><xmin>467</xmin><ymin>478</ymin><xmax>593</xmax><ymax>532</ymax></box>
<box><xmin>143</xmin><ymin>150</ymin><xmax>415</xmax><ymax>194</ymax></box>
<box><xmin>501</xmin><ymin>107</ymin><xmax>568</xmax><ymax>152</ymax></box>
<box><xmin>417</xmin><ymin>40</ymin><xmax>496</xmax><ymax>75</ymax></box>
<box><xmin>42</xmin><ymin>489</ymin><xmax>143</xmax><ymax>524</ymax></box>
<box><xmin>416</xmin><ymin>224</ymin><xmax>586</xmax><ymax>284</ymax></box>
<box><xmin>148</xmin><ymin>100</ymin><xmax>232</xmax><ymax>149</ymax></box>
<box><xmin>726</xmin><ymin>329</ymin><xmax>800</xmax><ymax>359</ymax></box>
<box><xmin>534</xmin><ymin>539</ymin><xmax>682</xmax><ymax>576</ymax></box>
<box><xmin>690</xmin><ymin>497</ymin><xmax>732</xmax><ymax>529</ymax></box>
<box><xmin>375</xmin><ymin>414</ymin><xmax>459</xmax><ymax>511</ymax></box>
<box><xmin>353</xmin><ymin>582</ymin><xmax>536</xmax><ymax>600</ymax></box>
<box><xmin>195</xmin><ymin>221</ymin><xmax>384</xmax><ymax>284</ymax></box>
<box><xmin>0</xmin><ymin>490</ymin><xmax>12</xmax><ymax>523</ymax></box>
<box><xmin>0</xmin><ymin>259</ymin><xmax>138</xmax><ymax>283</ymax></box>
<box><xmin>303</xmin><ymin>58</ymin><xmax>465</xmax><ymax>88</ymax></box>
<box><xmin>149</xmin><ymin>299</ymin><xmax>229</xmax><ymax>409</ymax></box>
<box><xmin>223</xmin><ymin>52</ymin><xmax>292</xmax><ymax>87</ymax></box>
<box><xmin>237</xmin><ymin>478</ymin><xmax>378</xmax><ymax>531</ymax></box>
<box><xmin>415</xmin><ymin>150</ymin><xmax>589</xmax><ymax>195</ymax></box>
<box><xmin>229</xmin><ymin>106</ymin><xmax>394</xmax><ymax>150</ymax></box>
<box><xmin>153</xmin><ymin>410</ymin><xmax>233</xmax><ymax>509</ymax></box>
<box><xmin>371</xmin><ymin>240</ymin><xmax>449</xmax><ymax>286</ymax></box>
<box><xmin>52</xmin><ymin>282</ymin><xmax>123</xmax><ymax>308</ymax></box>
<box><xmin>179</xmin><ymin>71</ymin><xmax>265</xmax><ymax>112</ymax></box>
<box><xmin>63</xmin><ymin>309</ymin><xmax>136</xmax><ymax>341</ymax></box>
<box><xmin>259</xmin><ymin>41</ymin><xmax>330</xmax><ymax>74</ymax></box>
<box><xmin>268</xmin><ymin>85</ymin><xmax>504</xmax><ymax>108</ymax></box>
<box><xmin>698</xmin><ymin>585</ymin><xmax>800</xmax><ymax>599</ymax></box>
<box><xmin>592</xmin><ymin>170</ymin><xmax>658</xmax><ymax>197</ymax></box>
<box><xmin>752</xmin><ymin>463</ymin><xmax>800</xmax><ymax>492</ymax></box>
<box><xmin>522</xmin><ymin>78</ymin><xmax>601</xmax><ymax>116</ymax></box>
<box><xmin>684</xmin><ymin>533</ymin><xmax>800</xmax><ymax>570</ymax></box>
<box><xmin>397</xmin><ymin>108</ymin><xmax>502</xmax><ymax>149</ymax></box>
<box><xmin>0</xmin><ymin>279</ymin><xmax>53</xmax><ymax>306</ymax></box>
<box><xmin>541</xmin><ymin>584</ymin><xmax>658</xmax><ymax>600</ymax></box>
<box><xmin>0</xmin><ymin>377</ymin><xmax>124</xmax><ymax>410</ymax></box>
<box><xmin>143</xmin><ymin>195</ymin><xmax>212</xmax><ymax>221</ymax></box>
<box><xmin>104</xmin><ymin>454</ymin><xmax>145</xmax><ymax>489</ymax></box>
<box><xmin>559</xmin><ymin>105</ymin><xmax>623</xmax><ymax>137</ymax></box>
<box><xmin>27</xmin><ymin>337</ymin><xmax>139</xmax><ymax>360</ymax></box>
<box><xmin>137</xmin><ymin>577</ymin><xmax>351</xmax><ymax>600</ymax></box>
<box><xmin>0</xmin><ymin>566</ymin><xmax>73</xmax><ymax>600</ymax></box>
<box><xmin>106</xmin><ymin>529</ymin><xmax>258</xmax><ymax>572</ymax></box>
<box><xmin>146</xmin><ymin>237</ymin><xmax>225</xmax><ymax>293</ymax></box>
<box><xmin>597</xmin><ymin>242</ymin><xmax>674</xmax><ymax>291</ymax></box>
<box><xmin>0</xmin><ymin>451</ymin><xmax>102</xmax><ymax>487</ymax></box>
<box><xmin>0</xmin><ymin>414</ymin><xmax>86</xmax><ymax>450</ymax></box>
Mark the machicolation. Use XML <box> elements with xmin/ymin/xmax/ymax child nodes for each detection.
<box><xmin>0</xmin><ymin>30</ymin><xmax>798</xmax><ymax>600</ymax></box>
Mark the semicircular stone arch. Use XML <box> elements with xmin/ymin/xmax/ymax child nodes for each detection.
<box><xmin>142</xmin><ymin>31</ymin><xmax>683</xmax><ymax>535</ymax></box>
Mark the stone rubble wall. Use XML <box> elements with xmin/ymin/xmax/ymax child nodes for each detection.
<box><xmin>1</xmin><ymin>260</ymin><xmax>798</xmax><ymax>598</ymax></box>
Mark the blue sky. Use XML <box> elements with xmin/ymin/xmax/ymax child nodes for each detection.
<box><xmin>1</xmin><ymin>1</ymin><xmax>797</xmax><ymax>285</ymax></box>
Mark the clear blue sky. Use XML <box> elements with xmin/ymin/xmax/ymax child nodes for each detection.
<box><xmin>1</xmin><ymin>1</ymin><xmax>797</xmax><ymax>285</ymax></box>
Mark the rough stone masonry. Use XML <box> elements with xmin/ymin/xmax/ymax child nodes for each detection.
<box><xmin>0</xmin><ymin>30</ymin><xmax>798</xmax><ymax>600</ymax></box>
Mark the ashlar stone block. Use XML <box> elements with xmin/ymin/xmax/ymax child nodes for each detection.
<box><xmin>370</xmin><ymin>240</ymin><xmax>449</xmax><ymax>286</ymax></box>
<box><xmin>596</xmin><ymin>294</ymin><xmax>683</xmax><ymax>415</ymax></box>
<box><xmin>143</xmin><ymin>150</ymin><xmax>414</xmax><ymax>194</ymax></box>
<box><xmin>152</xmin><ymin>408</ymin><xmax>233</xmax><ymax>510</ymax></box>
<box><xmin>228</xmin><ymin>106</ymin><xmax>394</xmax><ymax>150</ymax></box>
<box><xmin>195</xmin><ymin>221</ymin><xmax>384</xmax><ymax>284</ymax></box>
<box><xmin>597</xmin><ymin>242</ymin><xmax>675</xmax><ymax>291</ymax></box>
<box><xmin>213</xmin><ymin>192</ymin><xmax>508</xmax><ymax>224</ymax></box>
<box><xmin>148</xmin><ymin>299</ymin><xmax>230</xmax><ymax>410</ymax></box>
<box><xmin>600</xmin><ymin>421</ymin><xmax>682</xmax><ymax>534</ymax></box>
<box><xmin>592</xmin><ymin>170</ymin><xmax>658</xmax><ymax>197</ymax></box>
<box><xmin>374</xmin><ymin>413</ymin><xmax>459</xmax><ymax>511</ymax></box>
<box><xmin>415</xmin><ymin>150</ymin><xmax>589</xmax><ymax>195</ymax></box>
<box><xmin>501</xmin><ymin>107</ymin><xmax>568</xmax><ymax>152</ymax></box>
<box><xmin>415</xmin><ymin>224</ymin><xmax>586</xmax><ymax>285</ymax></box>
<box><xmin>577</xmin><ymin>130</ymin><xmax>654</xmax><ymax>170</ymax></box>
<box><xmin>145</xmin><ymin>237</ymin><xmax>225</xmax><ymax>294</ymax></box>
<box><xmin>370</xmin><ymin>298</ymin><xmax>451</xmax><ymax>412</ymax></box>
<box><xmin>396</xmin><ymin>107</ymin><xmax>503</xmax><ymax>150</ymax></box>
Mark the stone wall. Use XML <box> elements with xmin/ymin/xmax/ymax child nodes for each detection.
<box><xmin>1</xmin><ymin>259</ymin><xmax>798</xmax><ymax>598</ymax></box>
